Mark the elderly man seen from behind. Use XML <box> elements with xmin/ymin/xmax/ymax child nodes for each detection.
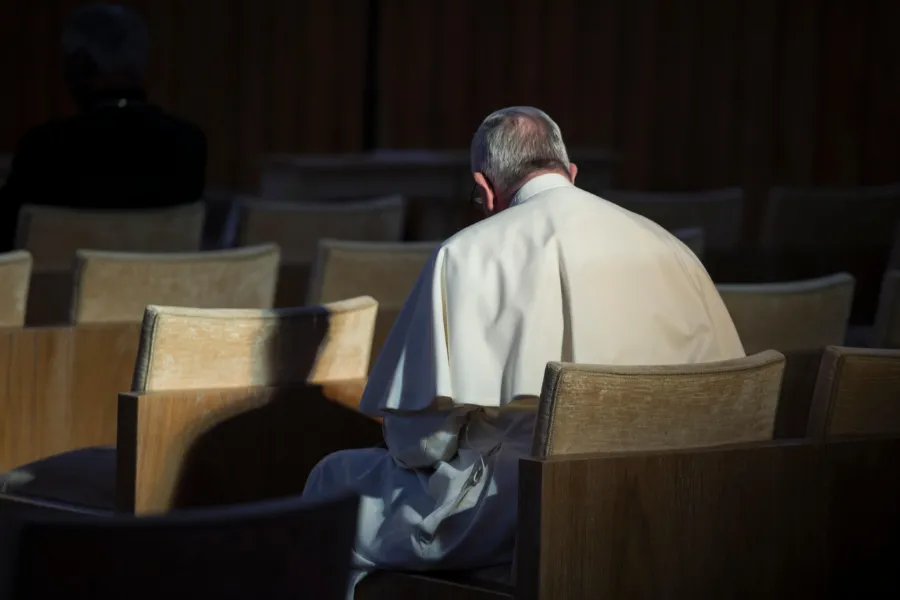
<box><xmin>302</xmin><ymin>106</ymin><xmax>745</xmax><ymax>596</ymax></box>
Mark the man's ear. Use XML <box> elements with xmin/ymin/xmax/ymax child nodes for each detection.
<box><xmin>473</xmin><ymin>172</ymin><xmax>495</xmax><ymax>213</ymax></box>
<box><xmin>568</xmin><ymin>162</ymin><xmax>578</xmax><ymax>183</ymax></box>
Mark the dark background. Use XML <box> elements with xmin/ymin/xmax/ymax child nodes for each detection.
<box><xmin>1</xmin><ymin>0</ymin><xmax>897</xmax><ymax>234</ymax></box>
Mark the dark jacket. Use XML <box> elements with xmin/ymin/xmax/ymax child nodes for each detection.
<box><xmin>0</xmin><ymin>89</ymin><xmax>207</xmax><ymax>251</ymax></box>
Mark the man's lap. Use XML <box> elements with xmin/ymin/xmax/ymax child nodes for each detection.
<box><xmin>0</xmin><ymin>446</ymin><xmax>117</xmax><ymax>510</ymax></box>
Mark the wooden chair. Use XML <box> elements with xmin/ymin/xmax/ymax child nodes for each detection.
<box><xmin>602</xmin><ymin>188</ymin><xmax>743</xmax><ymax>251</ymax></box>
<box><xmin>807</xmin><ymin>346</ymin><xmax>900</xmax><ymax>438</ymax></box>
<box><xmin>15</xmin><ymin>202</ymin><xmax>205</xmax><ymax>271</ymax></box>
<box><xmin>0</xmin><ymin>323</ymin><xmax>141</xmax><ymax>469</ymax></box>
<box><xmin>716</xmin><ymin>274</ymin><xmax>856</xmax><ymax>436</ymax></box>
<box><xmin>672</xmin><ymin>227</ymin><xmax>705</xmax><ymax>259</ymax></box>
<box><xmin>238</xmin><ymin>196</ymin><xmax>406</xmax><ymax>264</ymax></box>
<box><xmin>237</xmin><ymin>196</ymin><xmax>406</xmax><ymax>308</ymax></box>
<box><xmin>306</xmin><ymin>239</ymin><xmax>438</xmax><ymax>367</ymax></box>
<box><xmin>760</xmin><ymin>183</ymin><xmax>900</xmax><ymax>323</ymax></box>
<box><xmin>509</xmin><ymin>436</ymin><xmax>900</xmax><ymax>600</ymax></box>
<box><xmin>120</xmin><ymin>297</ymin><xmax>379</xmax><ymax>512</ymax></box>
<box><xmin>131</xmin><ymin>297</ymin><xmax>378</xmax><ymax>392</ymax></box>
<box><xmin>0</xmin><ymin>250</ymin><xmax>32</xmax><ymax>327</ymax></box>
<box><xmin>0</xmin><ymin>298</ymin><xmax>378</xmax><ymax>512</ymax></box>
<box><xmin>716</xmin><ymin>273</ymin><xmax>856</xmax><ymax>355</ymax></box>
<box><xmin>531</xmin><ymin>350</ymin><xmax>785</xmax><ymax>457</ymax></box>
<box><xmin>7</xmin><ymin>495</ymin><xmax>359</xmax><ymax>600</ymax></box>
<box><xmin>873</xmin><ymin>270</ymin><xmax>900</xmax><ymax>348</ymax></box>
<box><xmin>70</xmin><ymin>244</ymin><xmax>281</xmax><ymax>324</ymax></box>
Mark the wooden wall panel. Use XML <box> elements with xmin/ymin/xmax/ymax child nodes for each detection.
<box><xmin>0</xmin><ymin>0</ymin><xmax>368</xmax><ymax>190</ymax></box>
<box><xmin>0</xmin><ymin>0</ymin><xmax>895</xmax><ymax>205</ymax></box>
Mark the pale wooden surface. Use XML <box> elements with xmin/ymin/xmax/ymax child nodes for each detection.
<box><xmin>533</xmin><ymin>350</ymin><xmax>786</xmax><ymax>457</ymax></box>
<box><xmin>16</xmin><ymin>202</ymin><xmax>206</xmax><ymax>271</ymax></box>
<box><xmin>117</xmin><ymin>380</ymin><xmax>379</xmax><ymax>514</ymax></box>
<box><xmin>0</xmin><ymin>250</ymin><xmax>32</xmax><ymax>327</ymax></box>
<box><xmin>0</xmin><ymin>323</ymin><xmax>140</xmax><ymax>469</ymax></box>
<box><xmin>71</xmin><ymin>244</ymin><xmax>281</xmax><ymax>324</ymax></box>
<box><xmin>808</xmin><ymin>346</ymin><xmax>900</xmax><ymax>438</ymax></box>
<box><xmin>132</xmin><ymin>297</ymin><xmax>378</xmax><ymax>392</ymax></box>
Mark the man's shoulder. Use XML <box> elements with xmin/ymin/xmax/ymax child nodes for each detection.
<box><xmin>153</xmin><ymin>109</ymin><xmax>206</xmax><ymax>144</ymax></box>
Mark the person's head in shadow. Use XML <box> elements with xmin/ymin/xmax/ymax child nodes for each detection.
<box><xmin>61</xmin><ymin>3</ymin><xmax>150</xmax><ymax>111</ymax></box>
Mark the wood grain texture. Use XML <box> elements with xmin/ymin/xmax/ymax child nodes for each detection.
<box><xmin>517</xmin><ymin>436</ymin><xmax>900</xmax><ymax>600</ymax></box>
<box><xmin>0</xmin><ymin>323</ymin><xmax>140</xmax><ymax>469</ymax></box>
<box><xmin>0</xmin><ymin>0</ymin><xmax>893</xmax><ymax>205</ymax></box>
<box><xmin>117</xmin><ymin>381</ymin><xmax>380</xmax><ymax>514</ymax></box>
<box><xmin>808</xmin><ymin>346</ymin><xmax>900</xmax><ymax>439</ymax></box>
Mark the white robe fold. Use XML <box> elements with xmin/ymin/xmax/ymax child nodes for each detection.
<box><xmin>302</xmin><ymin>173</ymin><xmax>744</xmax><ymax>596</ymax></box>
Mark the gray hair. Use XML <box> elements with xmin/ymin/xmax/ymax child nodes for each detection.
<box><xmin>470</xmin><ymin>106</ymin><xmax>570</xmax><ymax>193</ymax></box>
<box><xmin>62</xmin><ymin>4</ymin><xmax>150</xmax><ymax>77</ymax></box>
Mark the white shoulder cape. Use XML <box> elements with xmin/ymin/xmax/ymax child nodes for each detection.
<box><xmin>358</xmin><ymin>175</ymin><xmax>744</xmax><ymax>414</ymax></box>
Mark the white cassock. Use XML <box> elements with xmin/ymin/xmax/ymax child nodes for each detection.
<box><xmin>302</xmin><ymin>173</ymin><xmax>745</xmax><ymax>596</ymax></box>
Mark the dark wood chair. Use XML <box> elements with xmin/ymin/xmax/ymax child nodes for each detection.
<box><xmin>3</xmin><ymin>494</ymin><xmax>359</xmax><ymax>600</ymax></box>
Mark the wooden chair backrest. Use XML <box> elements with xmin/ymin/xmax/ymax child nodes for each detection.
<box><xmin>517</xmin><ymin>436</ymin><xmax>900</xmax><ymax>599</ymax></box>
<box><xmin>70</xmin><ymin>244</ymin><xmax>281</xmax><ymax>324</ymax></box>
<box><xmin>307</xmin><ymin>239</ymin><xmax>438</xmax><ymax>367</ymax></box>
<box><xmin>874</xmin><ymin>270</ymin><xmax>900</xmax><ymax>348</ymax></box>
<box><xmin>0</xmin><ymin>250</ymin><xmax>32</xmax><ymax>327</ymax></box>
<box><xmin>237</xmin><ymin>196</ymin><xmax>406</xmax><ymax>263</ymax></box>
<box><xmin>9</xmin><ymin>495</ymin><xmax>358</xmax><ymax>600</ymax></box>
<box><xmin>117</xmin><ymin>382</ymin><xmax>381</xmax><ymax>513</ymax></box>
<box><xmin>131</xmin><ymin>296</ymin><xmax>378</xmax><ymax>393</ymax></box>
<box><xmin>532</xmin><ymin>351</ymin><xmax>785</xmax><ymax>457</ymax></box>
<box><xmin>761</xmin><ymin>183</ymin><xmax>900</xmax><ymax>251</ymax></box>
<box><xmin>717</xmin><ymin>273</ymin><xmax>855</xmax><ymax>354</ymax></box>
<box><xmin>15</xmin><ymin>202</ymin><xmax>205</xmax><ymax>270</ymax></box>
<box><xmin>807</xmin><ymin>346</ymin><xmax>900</xmax><ymax>438</ymax></box>
<box><xmin>0</xmin><ymin>323</ymin><xmax>140</xmax><ymax>469</ymax></box>
<box><xmin>602</xmin><ymin>188</ymin><xmax>743</xmax><ymax>250</ymax></box>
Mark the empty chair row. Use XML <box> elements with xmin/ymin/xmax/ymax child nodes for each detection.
<box><xmin>0</xmin><ymin>245</ymin><xmax>280</xmax><ymax>327</ymax></box>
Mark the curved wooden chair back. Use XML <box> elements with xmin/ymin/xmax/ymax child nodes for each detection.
<box><xmin>16</xmin><ymin>202</ymin><xmax>205</xmax><ymax>270</ymax></box>
<box><xmin>131</xmin><ymin>296</ymin><xmax>378</xmax><ymax>392</ymax></box>
<box><xmin>0</xmin><ymin>250</ymin><xmax>32</xmax><ymax>327</ymax></box>
<box><xmin>532</xmin><ymin>350</ymin><xmax>786</xmax><ymax>457</ymax></box>
<box><xmin>717</xmin><ymin>273</ymin><xmax>855</xmax><ymax>354</ymax></box>
<box><xmin>71</xmin><ymin>244</ymin><xmax>280</xmax><ymax>324</ymax></box>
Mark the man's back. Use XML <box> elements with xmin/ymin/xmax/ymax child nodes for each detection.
<box><xmin>0</xmin><ymin>95</ymin><xmax>206</xmax><ymax>250</ymax></box>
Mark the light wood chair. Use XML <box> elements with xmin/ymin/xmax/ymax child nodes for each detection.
<box><xmin>237</xmin><ymin>195</ymin><xmax>406</xmax><ymax>264</ymax></box>
<box><xmin>15</xmin><ymin>202</ymin><xmax>205</xmax><ymax>271</ymax></box>
<box><xmin>120</xmin><ymin>297</ymin><xmax>379</xmax><ymax>512</ymax></box>
<box><xmin>716</xmin><ymin>274</ymin><xmax>856</xmax><ymax>437</ymax></box>
<box><xmin>673</xmin><ymin>227</ymin><xmax>705</xmax><ymax>259</ymax></box>
<box><xmin>717</xmin><ymin>273</ymin><xmax>856</xmax><ymax>355</ymax></box>
<box><xmin>807</xmin><ymin>346</ymin><xmax>900</xmax><ymax>438</ymax></box>
<box><xmin>70</xmin><ymin>244</ymin><xmax>281</xmax><ymax>324</ymax></box>
<box><xmin>306</xmin><ymin>239</ymin><xmax>438</xmax><ymax>367</ymax></box>
<box><xmin>237</xmin><ymin>196</ymin><xmax>406</xmax><ymax>308</ymax></box>
<box><xmin>0</xmin><ymin>250</ymin><xmax>32</xmax><ymax>327</ymax></box>
<box><xmin>9</xmin><ymin>494</ymin><xmax>359</xmax><ymax>600</ymax></box>
<box><xmin>603</xmin><ymin>188</ymin><xmax>743</xmax><ymax>251</ymax></box>
<box><xmin>131</xmin><ymin>297</ymin><xmax>378</xmax><ymax>392</ymax></box>
<box><xmin>532</xmin><ymin>350</ymin><xmax>785</xmax><ymax>457</ymax></box>
<box><xmin>874</xmin><ymin>270</ymin><xmax>900</xmax><ymax>349</ymax></box>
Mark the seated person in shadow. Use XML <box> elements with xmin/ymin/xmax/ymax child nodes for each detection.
<box><xmin>0</xmin><ymin>3</ymin><xmax>207</xmax><ymax>251</ymax></box>
<box><xmin>301</xmin><ymin>106</ymin><xmax>747</xmax><ymax>597</ymax></box>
